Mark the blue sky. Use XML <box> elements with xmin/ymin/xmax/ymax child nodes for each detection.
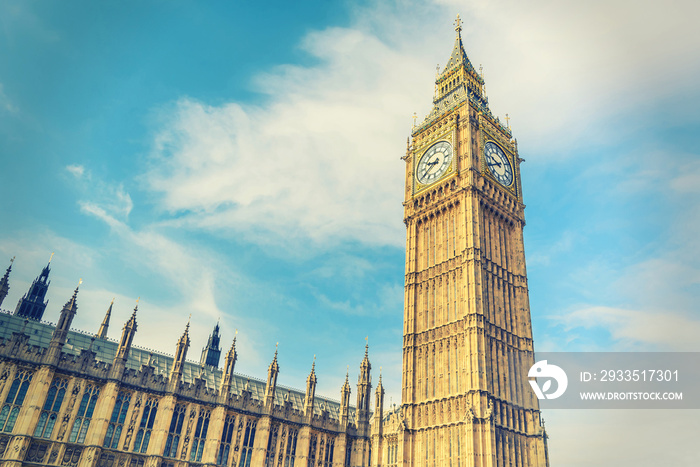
<box><xmin>1</xmin><ymin>1</ymin><xmax>699</xmax><ymax>464</ymax></box>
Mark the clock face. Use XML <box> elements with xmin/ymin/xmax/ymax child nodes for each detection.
<box><xmin>416</xmin><ymin>140</ymin><xmax>453</xmax><ymax>185</ymax></box>
<box><xmin>484</xmin><ymin>141</ymin><xmax>514</xmax><ymax>187</ymax></box>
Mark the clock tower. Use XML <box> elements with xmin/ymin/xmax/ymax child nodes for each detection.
<box><xmin>400</xmin><ymin>16</ymin><xmax>549</xmax><ymax>466</ymax></box>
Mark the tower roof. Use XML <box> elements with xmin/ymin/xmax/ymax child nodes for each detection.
<box><xmin>440</xmin><ymin>14</ymin><xmax>481</xmax><ymax>81</ymax></box>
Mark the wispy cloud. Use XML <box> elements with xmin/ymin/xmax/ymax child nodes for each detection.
<box><xmin>0</xmin><ymin>83</ymin><xmax>18</xmax><ymax>114</ymax></box>
<box><xmin>144</xmin><ymin>27</ymin><xmax>431</xmax><ymax>250</ymax></box>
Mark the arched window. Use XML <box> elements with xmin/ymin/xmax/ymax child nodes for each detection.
<box><xmin>0</xmin><ymin>370</ymin><xmax>33</xmax><ymax>433</ymax></box>
<box><xmin>34</xmin><ymin>378</ymin><xmax>67</xmax><ymax>438</ymax></box>
<box><xmin>69</xmin><ymin>384</ymin><xmax>100</xmax><ymax>443</ymax></box>
<box><xmin>133</xmin><ymin>397</ymin><xmax>158</xmax><ymax>453</ymax></box>
<box><xmin>163</xmin><ymin>403</ymin><xmax>186</xmax><ymax>458</ymax></box>
<box><xmin>190</xmin><ymin>409</ymin><xmax>211</xmax><ymax>462</ymax></box>
<box><xmin>104</xmin><ymin>391</ymin><xmax>131</xmax><ymax>449</ymax></box>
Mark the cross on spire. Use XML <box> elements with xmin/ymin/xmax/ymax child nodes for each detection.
<box><xmin>454</xmin><ymin>14</ymin><xmax>462</xmax><ymax>34</ymax></box>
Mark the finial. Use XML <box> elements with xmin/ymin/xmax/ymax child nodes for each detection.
<box><xmin>49</xmin><ymin>252</ymin><xmax>55</xmax><ymax>263</ymax></box>
<box><xmin>10</xmin><ymin>256</ymin><xmax>15</xmax><ymax>265</ymax></box>
<box><xmin>479</xmin><ymin>64</ymin><xmax>483</xmax><ymax>77</ymax></box>
<box><xmin>436</xmin><ymin>63</ymin><xmax>440</xmax><ymax>77</ymax></box>
<box><xmin>454</xmin><ymin>14</ymin><xmax>462</xmax><ymax>34</ymax></box>
<box><xmin>505</xmin><ymin>113</ymin><xmax>511</xmax><ymax>129</ymax></box>
<box><xmin>365</xmin><ymin>336</ymin><xmax>369</xmax><ymax>355</ymax></box>
<box><xmin>111</xmin><ymin>297</ymin><xmax>115</xmax><ymax>305</ymax></box>
<box><xmin>412</xmin><ymin>112</ymin><xmax>417</xmax><ymax>128</ymax></box>
<box><xmin>274</xmin><ymin>342</ymin><xmax>279</xmax><ymax>358</ymax></box>
<box><xmin>78</xmin><ymin>278</ymin><xmax>83</xmax><ymax>286</ymax></box>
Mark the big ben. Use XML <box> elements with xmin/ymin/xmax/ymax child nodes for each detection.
<box><xmin>400</xmin><ymin>16</ymin><xmax>550</xmax><ymax>467</ymax></box>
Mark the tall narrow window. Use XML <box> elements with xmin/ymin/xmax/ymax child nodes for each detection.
<box><xmin>133</xmin><ymin>397</ymin><xmax>158</xmax><ymax>453</ymax></box>
<box><xmin>449</xmin><ymin>428</ymin><xmax>453</xmax><ymax>467</ymax></box>
<box><xmin>0</xmin><ymin>370</ymin><xmax>32</xmax><ymax>433</ymax></box>
<box><xmin>445</xmin><ymin>217</ymin><xmax>449</xmax><ymax>261</ymax></box>
<box><xmin>424</xmin><ymin>431</ymin><xmax>428</xmax><ymax>464</ymax></box>
<box><xmin>425</xmin><ymin>352</ymin><xmax>429</xmax><ymax>398</ymax></box>
<box><xmin>264</xmin><ymin>423</ymin><xmax>279</xmax><ymax>467</ymax></box>
<box><xmin>455</xmin><ymin>344</ymin><xmax>460</xmax><ymax>392</ymax></box>
<box><xmin>454</xmin><ymin>278</ymin><xmax>458</xmax><ymax>318</ymax></box>
<box><xmin>238</xmin><ymin>418</ymin><xmax>257</xmax><ymax>467</ymax></box>
<box><xmin>69</xmin><ymin>384</ymin><xmax>100</xmax><ymax>443</ymax></box>
<box><xmin>446</xmin><ymin>276</ymin><xmax>450</xmax><ymax>322</ymax></box>
<box><xmin>163</xmin><ymin>404</ymin><xmax>186</xmax><ymax>458</ymax></box>
<box><xmin>308</xmin><ymin>434</ymin><xmax>317</xmax><ymax>467</ymax></box>
<box><xmin>447</xmin><ymin>345</ymin><xmax>451</xmax><ymax>395</ymax></box>
<box><xmin>456</xmin><ymin>425</ymin><xmax>462</xmax><ymax>467</ymax></box>
<box><xmin>190</xmin><ymin>409</ymin><xmax>211</xmax><ymax>462</ymax></box>
<box><xmin>433</xmin><ymin>221</ymin><xmax>437</xmax><ymax>266</ymax></box>
<box><xmin>104</xmin><ymin>391</ymin><xmax>130</xmax><ymax>449</ymax></box>
<box><xmin>426</xmin><ymin>226</ymin><xmax>430</xmax><ymax>268</ymax></box>
<box><xmin>323</xmin><ymin>437</ymin><xmax>335</xmax><ymax>467</ymax></box>
<box><xmin>283</xmin><ymin>427</ymin><xmax>298</xmax><ymax>467</ymax></box>
<box><xmin>433</xmin><ymin>347</ymin><xmax>437</xmax><ymax>398</ymax></box>
<box><xmin>218</xmin><ymin>414</ymin><xmax>236</xmax><ymax>466</ymax></box>
<box><xmin>452</xmin><ymin>213</ymin><xmax>457</xmax><ymax>256</ymax></box>
<box><xmin>35</xmin><ymin>378</ymin><xmax>67</xmax><ymax>439</ymax></box>
<box><xmin>344</xmin><ymin>439</ymin><xmax>352</xmax><ymax>467</ymax></box>
<box><xmin>424</xmin><ymin>290</ymin><xmax>429</xmax><ymax>330</ymax></box>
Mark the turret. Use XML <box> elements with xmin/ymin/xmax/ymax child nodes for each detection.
<box><xmin>340</xmin><ymin>367</ymin><xmax>351</xmax><ymax>426</ymax></box>
<box><xmin>357</xmin><ymin>341</ymin><xmax>372</xmax><ymax>424</ymax></box>
<box><xmin>0</xmin><ymin>257</ymin><xmax>13</xmax><ymax>309</ymax></box>
<box><xmin>373</xmin><ymin>370</ymin><xmax>385</xmax><ymax>434</ymax></box>
<box><xmin>44</xmin><ymin>282</ymin><xmax>79</xmax><ymax>364</ymax></box>
<box><xmin>95</xmin><ymin>298</ymin><xmax>113</xmax><ymax>339</ymax></box>
<box><xmin>264</xmin><ymin>344</ymin><xmax>279</xmax><ymax>410</ymax></box>
<box><xmin>304</xmin><ymin>357</ymin><xmax>317</xmax><ymax>418</ymax></box>
<box><xmin>219</xmin><ymin>333</ymin><xmax>238</xmax><ymax>399</ymax></box>
<box><xmin>111</xmin><ymin>301</ymin><xmax>138</xmax><ymax>379</ymax></box>
<box><xmin>200</xmin><ymin>321</ymin><xmax>222</xmax><ymax>368</ymax></box>
<box><xmin>15</xmin><ymin>253</ymin><xmax>52</xmax><ymax>320</ymax></box>
<box><xmin>169</xmin><ymin>318</ymin><xmax>191</xmax><ymax>391</ymax></box>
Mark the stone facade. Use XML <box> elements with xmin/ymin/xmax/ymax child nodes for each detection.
<box><xmin>370</xmin><ymin>16</ymin><xmax>550</xmax><ymax>467</ymax></box>
<box><xmin>0</xmin><ymin>280</ymin><xmax>374</xmax><ymax>467</ymax></box>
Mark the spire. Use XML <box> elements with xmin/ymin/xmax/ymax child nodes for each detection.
<box><xmin>419</xmin><ymin>15</ymin><xmax>488</xmax><ymax>128</ymax></box>
<box><xmin>96</xmin><ymin>298</ymin><xmax>114</xmax><ymax>339</ymax></box>
<box><xmin>220</xmin><ymin>330</ymin><xmax>238</xmax><ymax>397</ymax></box>
<box><xmin>357</xmin><ymin>339</ymin><xmax>373</xmax><ymax>426</ymax></box>
<box><xmin>265</xmin><ymin>343</ymin><xmax>280</xmax><ymax>410</ymax></box>
<box><xmin>45</xmin><ymin>280</ymin><xmax>80</xmax><ymax>365</ymax></box>
<box><xmin>304</xmin><ymin>356</ymin><xmax>317</xmax><ymax>417</ymax></box>
<box><xmin>169</xmin><ymin>317</ymin><xmax>191</xmax><ymax>391</ymax></box>
<box><xmin>440</xmin><ymin>14</ymin><xmax>479</xmax><ymax>79</ymax></box>
<box><xmin>0</xmin><ymin>257</ymin><xmax>13</xmax><ymax>309</ymax></box>
<box><xmin>374</xmin><ymin>366</ymin><xmax>385</xmax><ymax>432</ymax></box>
<box><xmin>15</xmin><ymin>254</ymin><xmax>52</xmax><ymax>320</ymax></box>
<box><xmin>115</xmin><ymin>299</ymin><xmax>138</xmax><ymax>362</ymax></box>
<box><xmin>200</xmin><ymin>320</ymin><xmax>222</xmax><ymax>368</ymax></box>
<box><xmin>340</xmin><ymin>365</ymin><xmax>352</xmax><ymax>424</ymax></box>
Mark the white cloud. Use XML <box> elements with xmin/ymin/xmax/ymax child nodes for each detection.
<box><xmin>65</xmin><ymin>164</ymin><xmax>85</xmax><ymax>178</ymax></box>
<box><xmin>553</xmin><ymin>305</ymin><xmax>700</xmax><ymax>351</ymax></box>
<box><xmin>145</xmin><ymin>26</ymin><xmax>433</xmax><ymax>249</ymax></box>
